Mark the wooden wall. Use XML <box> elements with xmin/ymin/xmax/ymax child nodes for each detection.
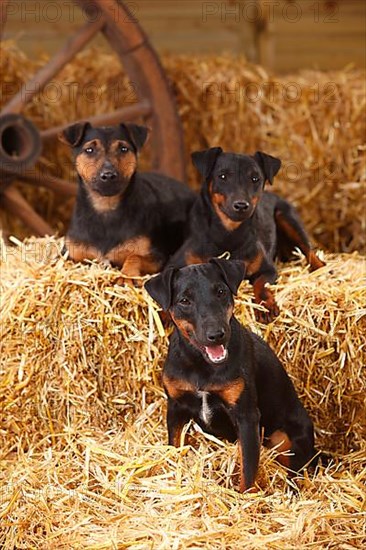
<box><xmin>2</xmin><ymin>0</ymin><xmax>365</xmax><ymax>73</ymax></box>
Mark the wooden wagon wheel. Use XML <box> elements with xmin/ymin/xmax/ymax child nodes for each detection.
<box><xmin>0</xmin><ymin>0</ymin><xmax>185</xmax><ymax>236</ymax></box>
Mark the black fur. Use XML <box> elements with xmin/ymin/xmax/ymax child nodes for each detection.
<box><xmin>145</xmin><ymin>262</ymin><xmax>317</xmax><ymax>491</ymax></box>
<box><xmin>169</xmin><ymin>148</ymin><xmax>325</xmax><ymax>322</ymax></box>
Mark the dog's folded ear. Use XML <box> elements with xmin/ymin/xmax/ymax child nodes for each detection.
<box><xmin>254</xmin><ymin>151</ymin><xmax>281</xmax><ymax>185</ymax></box>
<box><xmin>59</xmin><ymin>121</ymin><xmax>91</xmax><ymax>147</ymax></box>
<box><xmin>122</xmin><ymin>123</ymin><xmax>149</xmax><ymax>152</ymax></box>
<box><xmin>144</xmin><ymin>268</ymin><xmax>176</xmax><ymax>311</ymax></box>
<box><xmin>210</xmin><ymin>258</ymin><xmax>245</xmax><ymax>295</ymax></box>
<box><xmin>191</xmin><ymin>147</ymin><xmax>223</xmax><ymax>182</ymax></box>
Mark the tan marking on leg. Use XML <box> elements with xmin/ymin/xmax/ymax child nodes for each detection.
<box><xmin>245</xmin><ymin>250</ymin><xmax>265</xmax><ymax>278</ymax></box>
<box><xmin>268</xmin><ymin>429</ymin><xmax>292</xmax><ymax>468</ymax></box>
<box><xmin>308</xmin><ymin>250</ymin><xmax>326</xmax><ymax>272</ymax></box>
<box><xmin>275</xmin><ymin>210</ymin><xmax>325</xmax><ymax>271</ymax></box>
<box><xmin>185</xmin><ymin>251</ymin><xmax>207</xmax><ymax>265</ymax></box>
<box><xmin>237</xmin><ymin>438</ymin><xmax>257</xmax><ymax>493</ymax></box>
<box><xmin>238</xmin><ymin>441</ymin><xmax>246</xmax><ymax>492</ymax></box>
<box><xmin>252</xmin><ymin>275</ymin><xmax>279</xmax><ymax>322</ymax></box>
<box><xmin>105</xmin><ymin>236</ymin><xmax>161</xmax><ymax>275</ymax></box>
<box><xmin>171</xmin><ymin>423</ymin><xmax>185</xmax><ymax>447</ymax></box>
<box><xmin>64</xmin><ymin>237</ymin><xmax>102</xmax><ymax>263</ymax></box>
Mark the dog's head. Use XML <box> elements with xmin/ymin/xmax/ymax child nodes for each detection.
<box><xmin>192</xmin><ymin>147</ymin><xmax>281</xmax><ymax>229</ymax></box>
<box><xmin>145</xmin><ymin>259</ymin><xmax>245</xmax><ymax>365</ymax></box>
<box><xmin>60</xmin><ymin>122</ymin><xmax>149</xmax><ymax>208</ymax></box>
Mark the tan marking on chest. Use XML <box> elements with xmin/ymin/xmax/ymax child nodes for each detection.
<box><xmin>163</xmin><ymin>374</ymin><xmax>196</xmax><ymax>400</ymax></box>
<box><xmin>207</xmin><ymin>378</ymin><xmax>245</xmax><ymax>406</ymax></box>
<box><xmin>87</xmin><ymin>191</ymin><xmax>123</xmax><ymax>213</ymax></box>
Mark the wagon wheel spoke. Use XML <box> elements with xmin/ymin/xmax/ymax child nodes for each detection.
<box><xmin>1</xmin><ymin>186</ymin><xmax>53</xmax><ymax>236</ymax></box>
<box><xmin>0</xmin><ymin>1</ymin><xmax>10</xmax><ymax>39</ymax></box>
<box><xmin>15</xmin><ymin>174</ymin><xmax>77</xmax><ymax>197</ymax></box>
<box><xmin>1</xmin><ymin>18</ymin><xmax>106</xmax><ymax>116</ymax></box>
<box><xmin>40</xmin><ymin>100</ymin><xmax>152</xmax><ymax>141</ymax></box>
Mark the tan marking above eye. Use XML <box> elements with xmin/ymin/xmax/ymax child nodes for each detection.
<box><xmin>110</xmin><ymin>140</ymin><xmax>131</xmax><ymax>154</ymax></box>
<box><xmin>82</xmin><ymin>139</ymin><xmax>103</xmax><ymax>153</ymax></box>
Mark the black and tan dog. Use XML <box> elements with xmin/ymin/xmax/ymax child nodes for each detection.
<box><xmin>61</xmin><ymin>122</ymin><xmax>195</xmax><ymax>277</ymax></box>
<box><xmin>169</xmin><ymin>148</ymin><xmax>325</xmax><ymax>322</ymax></box>
<box><xmin>145</xmin><ymin>259</ymin><xmax>316</xmax><ymax>492</ymax></box>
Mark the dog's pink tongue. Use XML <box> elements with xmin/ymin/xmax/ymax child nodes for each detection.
<box><xmin>205</xmin><ymin>345</ymin><xmax>226</xmax><ymax>361</ymax></box>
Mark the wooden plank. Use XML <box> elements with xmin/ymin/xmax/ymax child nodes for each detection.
<box><xmin>2</xmin><ymin>0</ymin><xmax>365</xmax><ymax>72</ymax></box>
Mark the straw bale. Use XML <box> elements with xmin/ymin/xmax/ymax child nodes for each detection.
<box><xmin>0</xmin><ymin>42</ymin><xmax>365</xmax><ymax>252</ymax></box>
<box><xmin>0</xmin><ymin>237</ymin><xmax>365</xmax><ymax>548</ymax></box>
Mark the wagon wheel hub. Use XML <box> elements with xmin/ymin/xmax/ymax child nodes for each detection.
<box><xmin>0</xmin><ymin>114</ymin><xmax>42</xmax><ymax>178</ymax></box>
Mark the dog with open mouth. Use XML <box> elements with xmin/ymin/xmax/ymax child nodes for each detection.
<box><xmin>145</xmin><ymin>259</ymin><xmax>317</xmax><ymax>492</ymax></box>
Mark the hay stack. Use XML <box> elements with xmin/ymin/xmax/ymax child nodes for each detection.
<box><xmin>0</xmin><ymin>42</ymin><xmax>365</xmax><ymax>253</ymax></box>
<box><xmin>0</xmin><ymin>238</ymin><xmax>365</xmax><ymax>548</ymax></box>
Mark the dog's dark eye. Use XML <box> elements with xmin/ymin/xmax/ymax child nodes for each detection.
<box><xmin>219</xmin><ymin>174</ymin><xmax>227</xmax><ymax>180</ymax></box>
<box><xmin>120</xmin><ymin>146</ymin><xmax>129</xmax><ymax>153</ymax></box>
<box><xmin>179</xmin><ymin>297</ymin><xmax>190</xmax><ymax>306</ymax></box>
<box><xmin>251</xmin><ymin>176</ymin><xmax>259</xmax><ymax>183</ymax></box>
<box><xmin>217</xmin><ymin>288</ymin><xmax>226</xmax><ymax>297</ymax></box>
<box><xmin>85</xmin><ymin>147</ymin><xmax>94</xmax><ymax>154</ymax></box>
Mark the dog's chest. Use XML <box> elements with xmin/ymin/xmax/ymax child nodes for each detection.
<box><xmin>197</xmin><ymin>391</ymin><xmax>212</xmax><ymax>425</ymax></box>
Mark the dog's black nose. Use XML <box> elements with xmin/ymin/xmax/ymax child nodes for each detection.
<box><xmin>100</xmin><ymin>170</ymin><xmax>118</xmax><ymax>182</ymax></box>
<box><xmin>233</xmin><ymin>200</ymin><xmax>250</xmax><ymax>212</ymax></box>
<box><xmin>206</xmin><ymin>328</ymin><xmax>225</xmax><ymax>343</ymax></box>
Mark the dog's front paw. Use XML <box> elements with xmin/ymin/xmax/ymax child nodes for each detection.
<box><xmin>114</xmin><ymin>275</ymin><xmax>144</xmax><ymax>288</ymax></box>
<box><xmin>254</xmin><ymin>298</ymin><xmax>280</xmax><ymax>324</ymax></box>
<box><xmin>308</xmin><ymin>251</ymin><xmax>326</xmax><ymax>272</ymax></box>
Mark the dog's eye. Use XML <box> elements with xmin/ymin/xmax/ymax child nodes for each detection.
<box><xmin>85</xmin><ymin>147</ymin><xmax>94</xmax><ymax>154</ymax></box>
<box><xmin>251</xmin><ymin>176</ymin><xmax>259</xmax><ymax>183</ymax></box>
<box><xmin>217</xmin><ymin>288</ymin><xmax>226</xmax><ymax>297</ymax></box>
<box><xmin>120</xmin><ymin>146</ymin><xmax>129</xmax><ymax>153</ymax></box>
<box><xmin>219</xmin><ymin>174</ymin><xmax>227</xmax><ymax>180</ymax></box>
<box><xmin>179</xmin><ymin>297</ymin><xmax>190</xmax><ymax>306</ymax></box>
